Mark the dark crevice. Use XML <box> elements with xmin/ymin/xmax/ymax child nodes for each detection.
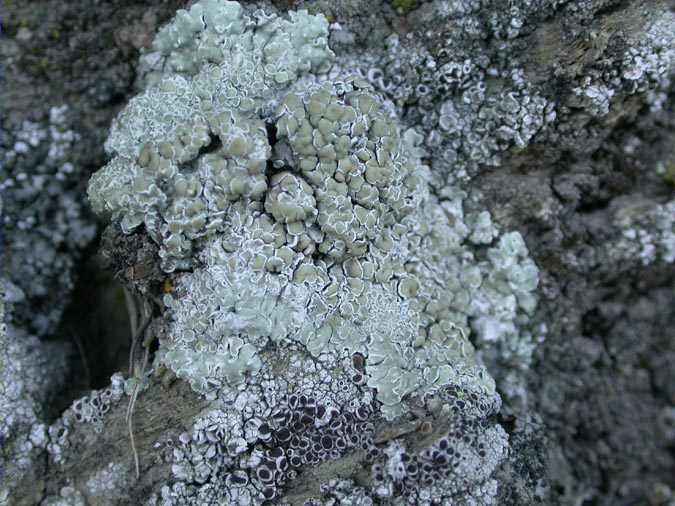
<box><xmin>265</xmin><ymin>121</ymin><xmax>281</xmax><ymax>174</ymax></box>
<box><xmin>594</xmin><ymin>0</ymin><xmax>631</xmax><ymax>18</ymax></box>
<box><xmin>575</xmin><ymin>197</ymin><xmax>612</xmax><ymax>214</ymax></box>
<box><xmin>197</xmin><ymin>133</ymin><xmax>223</xmax><ymax>157</ymax></box>
<box><xmin>266</xmin><ymin>121</ymin><xmax>278</xmax><ymax>148</ymax></box>
<box><xmin>48</xmin><ymin>234</ymin><xmax>131</xmax><ymax>421</ymax></box>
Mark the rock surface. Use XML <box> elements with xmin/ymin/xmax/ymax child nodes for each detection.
<box><xmin>1</xmin><ymin>1</ymin><xmax>674</xmax><ymax>505</ymax></box>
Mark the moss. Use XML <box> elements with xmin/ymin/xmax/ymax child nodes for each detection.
<box><xmin>664</xmin><ymin>159</ymin><xmax>675</xmax><ymax>187</ymax></box>
<box><xmin>392</xmin><ymin>0</ymin><xmax>418</xmax><ymax>14</ymax></box>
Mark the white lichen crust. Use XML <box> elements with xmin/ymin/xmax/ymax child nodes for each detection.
<box><xmin>608</xmin><ymin>199</ymin><xmax>675</xmax><ymax>266</ymax></box>
<box><xmin>149</xmin><ymin>345</ymin><xmax>507</xmax><ymax>505</ymax></box>
<box><xmin>0</xmin><ymin>280</ymin><xmax>69</xmax><ymax>503</ymax></box>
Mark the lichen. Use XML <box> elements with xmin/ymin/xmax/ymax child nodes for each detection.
<box><xmin>0</xmin><ymin>105</ymin><xmax>96</xmax><ymax>335</ymax></box>
<box><xmin>608</xmin><ymin>199</ymin><xmax>675</xmax><ymax>266</ymax></box>
<box><xmin>0</xmin><ymin>279</ymin><xmax>69</xmax><ymax>502</ymax></box>
<box><xmin>86</xmin><ymin>1</ymin><xmax>544</xmax><ymax>503</ymax></box>
<box><xmin>88</xmin><ymin>1</ymin><xmax>334</xmax><ymax>272</ymax></box>
<box><xmin>88</xmin><ymin>0</ymin><xmax>541</xmax><ymax>421</ymax></box>
<box><xmin>3</xmin><ymin>0</ymin><xmax>675</xmax><ymax>504</ymax></box>
<box><xmin>156</xmin><ymin>80</ymin><xmax>540</xmax><ymax>420</ymax></box>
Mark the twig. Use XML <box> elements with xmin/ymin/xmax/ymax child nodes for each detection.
<box><xmin>128</xmin><ymin>309</ymin><xmax>152</xmax><ymax>378</ymax></box>
<box><xmin>127</xmin><ymin>343</ymin><xmax>150</xmax><ymax>480</ymax></box>
<box><xmin>123</xmin><ymin>286</ymin><xmax>139</xmax><ymax>339</ymax></box>
<box><xmin>123</xmin><ymin>287</ymin><xmax>139</xmax><ymax>377</ymax></box>
<box><xmin>124</xmin><ymin>292</ymin><xmax>154</xmax><ymax>480</ymax></box>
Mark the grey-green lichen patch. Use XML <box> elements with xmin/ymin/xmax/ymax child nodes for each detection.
<box><xmin>89</xmin><ymin>0</ymin><xmax>540</xmax><ymax>420</ymax></box>
<box><xmin>88</xmin><ymin>0</ymin><xmax>333</xmax><ymax>271</ymax></box>
<box><xmin>84</xmin><ymin>461</ymin><xmax>130</xmax><ymax>503</ymax></box>
<box><xmin>608</xmin><ymin>198</ymin><xmax>675</xmax><ymax>266</ymax></box>
<box><xmin>145</xmin><ymin>0</ymin><xmax>333</xmax><ymax>87</ymax></box>
<box><xmin>470</xmin><ymin>232</ymin><xmax>540</xmax><ymax>372</ymax></box>
<box><xmin>1</xmin><ymin>105</ymin><xmax>97</xmax><ymax>336</ymax></box>
<box><xmin>41</xmin><ymin>486</ymin><xmax>86</xmax><ymax>506</ymax></box>
<box><xmin>159</xmin><ymin>81</ymin><xmax>538</xmax><ymax>419</ymax></box>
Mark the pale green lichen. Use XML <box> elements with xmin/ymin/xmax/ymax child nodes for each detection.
<box><xmin>159</xmin><ymin>81</ymin><xmax>537</xmax><ymax>419</ymax></box>
<box><xmin>88</xmin><ymin>0</ymin><xmax>539</xmax><ymax>420</ymax></box>
<box><xmin>146</xmin><ymin>0</ymin><xmax>333</xmax><ymax>87</ymax></box>
<box><xmin>88</xmin><ymin>0</ymin><xmax>333</xmax><ymax>271</ymax></box>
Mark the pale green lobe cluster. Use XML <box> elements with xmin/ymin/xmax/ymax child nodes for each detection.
<box><xmin>148</xmin><ymin>0</ymin><xmax>332</xmax><ymax>86</ymax></box>
<box><xmin>159</xmin><ymin>81</ymin><xmax>537</xmax><ymax>419</ymax></box>
<box><xmin>88</xmin><ymin>0</ymin><xmax>333</xmax><ymax>271</ymax></box>
<box><xmin>87</xmin><ymin>0</ymin><xmax>540</xmax><ymax>419</ymax></box>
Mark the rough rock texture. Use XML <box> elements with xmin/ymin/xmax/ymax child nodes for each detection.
<box><xmin>1</xmin><ymin>0</ymin><xmax>674</xmax><ymax>505</ymax></box>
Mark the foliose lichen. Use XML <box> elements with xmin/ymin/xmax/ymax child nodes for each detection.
<box><xmin>85</xmin><ymin>1</ymin><xmax>542</xmax><ymax>503</ymax></box>
<box><xmin>88</xmin><ymin>0</ymin><xmax>334</xmax><ymax>272</ymax></box>
<box><xmin>153</xmin><ymin>76</ymin><xmax>540</xmax><ymax>420</ymax></box>
<box><xmin>88</xmin><ymin>0</ymin><xmax>540</xmax><ymax>420</ymax></box>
